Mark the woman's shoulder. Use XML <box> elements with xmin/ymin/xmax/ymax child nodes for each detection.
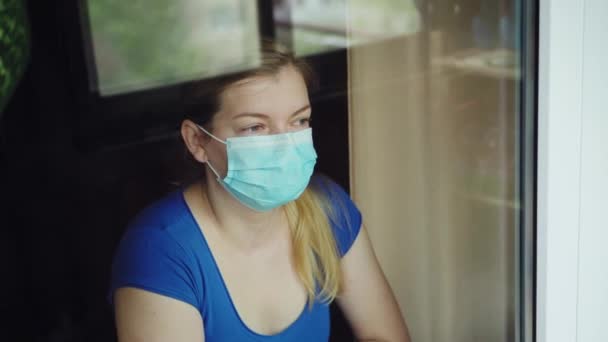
<box><xmin>310</xmin><ymin>174</ymin><xmax>363</xmax><ymax>257</ymax></box>
<box><xmin>113</xmin><ymin>188</ymin><xmax>204</xmax><ymax>278</ymax></box>
<box><xmin>127</xmin><ymin>189</ymin><xmax>191</xmax><ymax>232</ymax></box>
<box><xmin>119</xmin><ymin>188</ymin><xmax>206</xmax><ymax>250</ymax></box>
<box><xmin>110</xmin><ymin>188</ymin><xmax>204</xmax><ymax>309</ymax></box>
<box><xmin>309</xmin><ymin>174</ymin><xmax>351</xmax><ymax>202</ymax></box>
<box><xmin>116</xmin><ymin>187</ymin><xmax>201</xmax><ymax>258</ymax></box>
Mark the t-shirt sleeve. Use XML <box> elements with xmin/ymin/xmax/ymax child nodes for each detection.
<box><xmin>109</xmin><ymin>226</ymin><xmax>201</xmax><ymax>309</ymax></box>
<box><xmin>312</xmin><ymin>175</ymin><xmax>363</xmax><ymax>257</ymax></box>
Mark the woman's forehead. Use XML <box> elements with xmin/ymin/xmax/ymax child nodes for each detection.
<box><xmin>218</xmin><ymin>66</ymin><xmax>310</xmax><ymax>118</ymax></box>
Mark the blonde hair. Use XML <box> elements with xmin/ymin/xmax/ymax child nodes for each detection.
<box><xmin>184</xmin><ymin>41</ymin><xmax>342</xmax><ymax>307</ymax></box>
<box><xmin>285</xmin><ymin>186</ymin><xmax>341</xmax><ymax>307</ymax></box>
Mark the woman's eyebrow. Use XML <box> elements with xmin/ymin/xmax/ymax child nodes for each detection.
<box><xmin>232</xmin><ymin>104</ymin><xmax>311</xmax><ymax>120</ymax></box>
<box><xmin>289</xmin><ymin>104</ymin><xmax>311</xmax><ymax>117</ymax></box>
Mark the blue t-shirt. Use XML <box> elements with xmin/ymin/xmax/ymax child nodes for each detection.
<box><xmin>109</xmin><ymin>176</ymin><xmax>362</xmax><ymax>342</ymax></box>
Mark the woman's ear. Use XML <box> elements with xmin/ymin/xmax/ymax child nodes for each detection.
<box><xmin>181</xmin><ymin>119</ymin><xmax>208</xmax><ymax>163</ymax></box>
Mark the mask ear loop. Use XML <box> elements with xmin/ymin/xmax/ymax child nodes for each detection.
<box><xmin>205</xmin><ymin>160</ymin><xmax>222</xmax><ymax>180</ymax></box>
<box><xmin>196</xmin><ymin>124</ymin><xmax>227</xmax><ymax>145</ymax></box>
<box><xmin>196</xmin><ymin>124</ymin><xmax>227</xmax><ymax>181</ymax></box>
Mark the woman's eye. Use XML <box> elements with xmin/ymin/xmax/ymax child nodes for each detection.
<box><xmin>295</xmin><ymin>118</ymin><xmax>311</xmax><ymax>127</ymax></box>
<box><xmin>241</xmin><ymin>124</ymin><xmax>264</xmax><ymax>134</ymax></box>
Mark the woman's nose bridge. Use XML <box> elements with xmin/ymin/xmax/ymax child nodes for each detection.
<box><xmin>269</xmin><ymin>120</ymin><xmax>290</xmax><ymax>134</ymax></box>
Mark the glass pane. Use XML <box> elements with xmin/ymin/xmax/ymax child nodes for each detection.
<box><xmin>85</xmin><ymin>0</ymin><xmax>260</xmax><ymax>96</ymax></box>
<box><xmin>274</xmin><ymin>0</ymin><xmax>422</xmax><ymax>56</ymax></box>
<box><xmin>347</xmin><ymin>1</ymin><xmax>532</xmax><ymax>342</ymax></box>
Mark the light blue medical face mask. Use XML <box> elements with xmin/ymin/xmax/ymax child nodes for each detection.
<box><xmin>197</xmin><ymin>125</ymin><xmax>317</xmax><ymax>212</ymax></box>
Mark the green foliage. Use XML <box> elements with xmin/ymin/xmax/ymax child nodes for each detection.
<box><xmin>0</xmin><ymin>0</ymin><xmax>29</xmax><ymax>113</ymax></box>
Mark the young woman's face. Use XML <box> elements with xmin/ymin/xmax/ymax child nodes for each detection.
<box><xmin>203</xmin><ymin>65</ymin><xmax>312</xmax><ymax>176</ymax></box>
<box><xmin>213</xmin><ymin>65</ymin><xmax>311</xmax><ymax>138</ymax></box>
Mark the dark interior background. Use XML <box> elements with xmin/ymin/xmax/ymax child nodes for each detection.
<box><xmin>0</xmin><ymin>1</ymin><xmax>352</xmax><ymax>341</ymax></box>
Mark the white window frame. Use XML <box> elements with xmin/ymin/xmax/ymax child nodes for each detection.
<box><xmin>537</xmin><ymin>0</ymin><xmax>608</xmax><ymax>341</ymax></box>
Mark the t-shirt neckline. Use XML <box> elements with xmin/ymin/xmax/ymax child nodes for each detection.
<box><xmin>177</xmin><ymin>189</ymin><xmax>310</xmax><ymax>339</ymax></box>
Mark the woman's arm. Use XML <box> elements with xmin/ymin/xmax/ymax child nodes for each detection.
<box><xmin>114</xmin><ymin>287</ymin><xmax>205</xmax><ymax>342</ymax></box>
<box><xmin>337</xmin><ymin>226</ymin><xmax>412</xmax><ymax>342</ymax></box>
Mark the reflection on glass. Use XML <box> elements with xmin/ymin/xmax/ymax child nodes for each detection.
<box><xmin>85</xmin><ymin>0</ymin><xmax>260</xmax><ymax>96</ymax></box>
<box><xmin>347</xmin><ymin>0</ymin><xmax>527</xmax><ymax>341</ymax></box>
<box><xmin>274</xmin><ymin>0</ymin><xmax>422</xmax><ymax>56</ymax></box>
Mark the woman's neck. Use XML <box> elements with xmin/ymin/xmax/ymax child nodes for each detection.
<box><xmin>199</xmin><ymin>174</ymin><xmax>287</xmax><ymax>250</ymax></box>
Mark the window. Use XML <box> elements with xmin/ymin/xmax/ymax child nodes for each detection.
<box><xmin>85</xmin><ymin>0</ymin><xmax>260</xmax><ymax>96</ymax></box>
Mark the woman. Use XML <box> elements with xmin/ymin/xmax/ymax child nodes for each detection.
<box><xmin>109</xmin><ymin>42</ymin><xmax>411</xmax><ymax>341</ymax></box>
